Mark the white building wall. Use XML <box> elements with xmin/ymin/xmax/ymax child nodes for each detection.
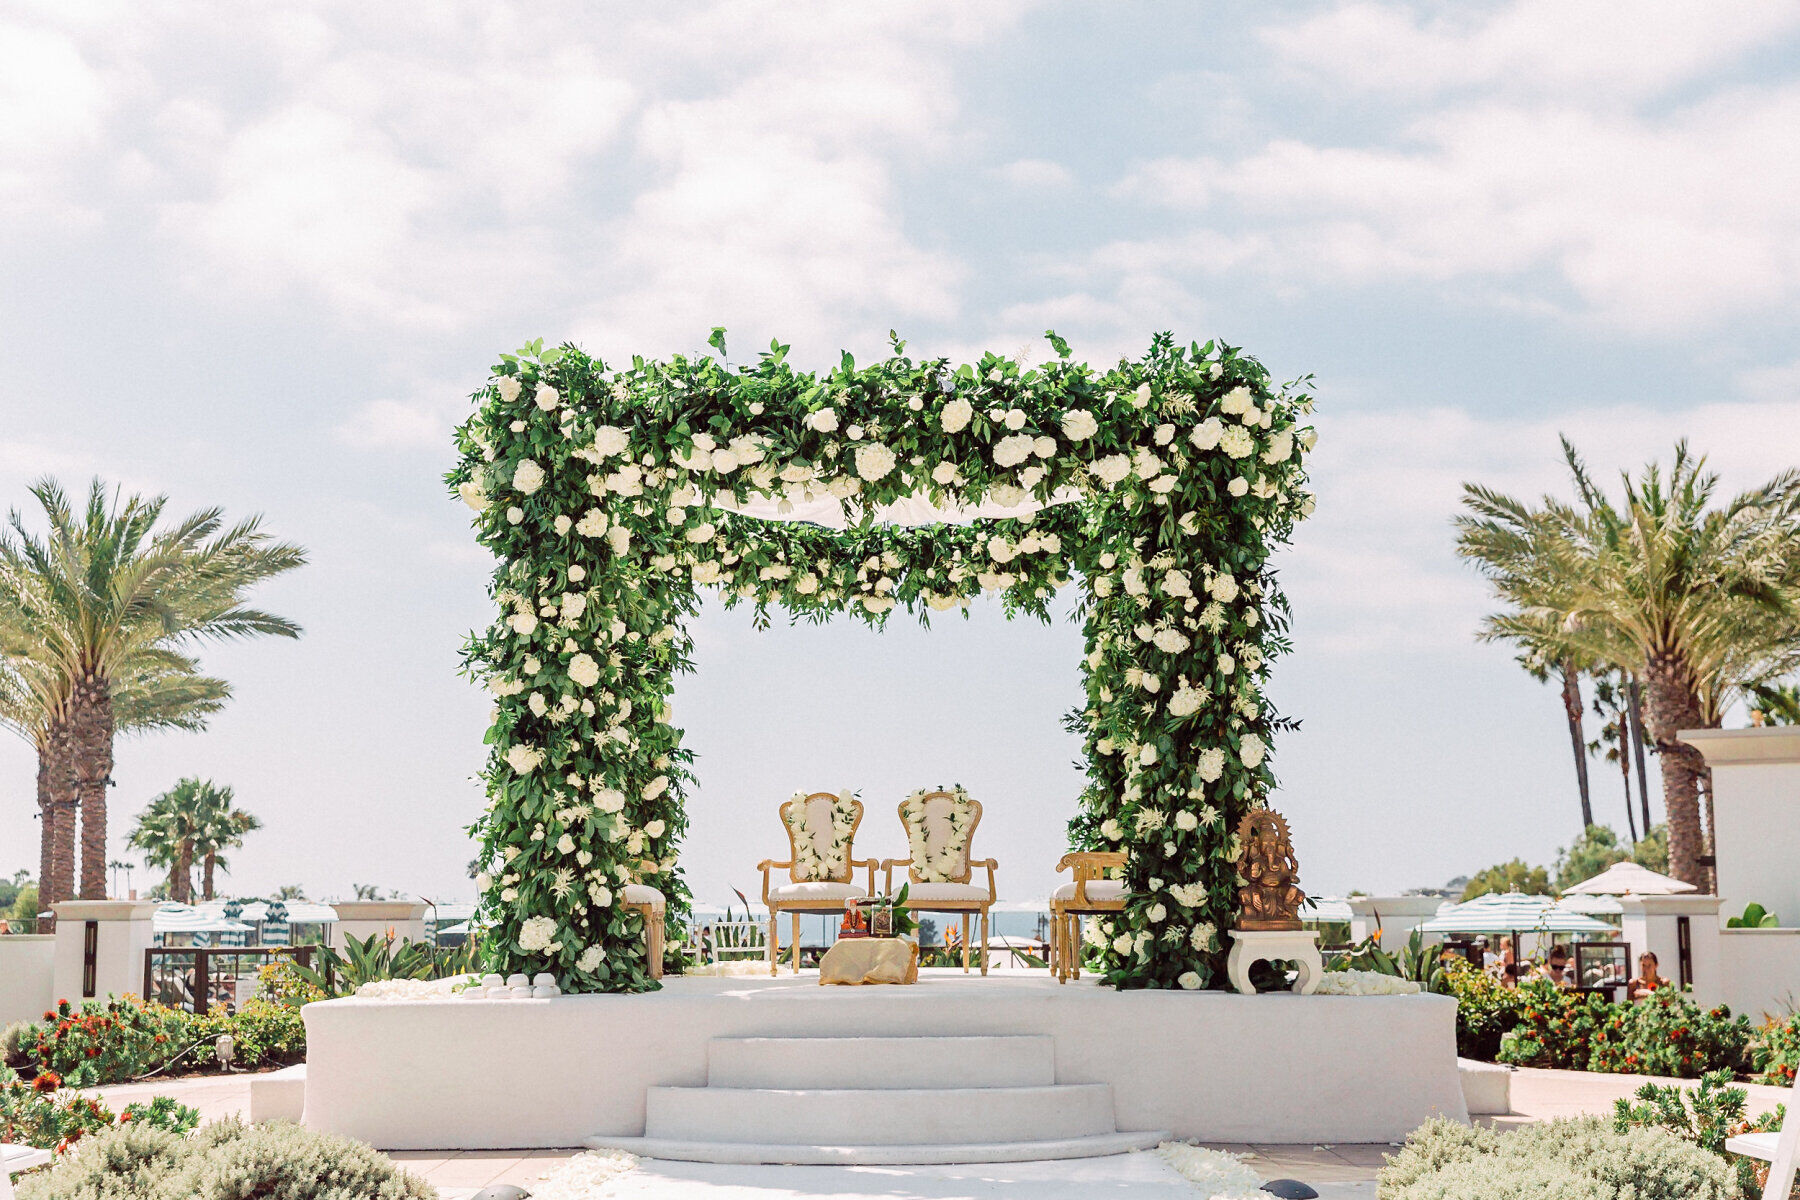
<box><xmin>1719</xmin><ymin>929</ymin><xmax>1800</xmax><ymax>1023</ymax></box>
<box><xmin>0</xmin><ymin>935</ymin><xmax>55</xmax><ymax>1027</ymax></box>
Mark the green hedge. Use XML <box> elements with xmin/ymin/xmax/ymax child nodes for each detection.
<box><xmin>1380</xmin><ymin>1116</ymin><xmax>1734</xmax><ymax>1200</ymax></box>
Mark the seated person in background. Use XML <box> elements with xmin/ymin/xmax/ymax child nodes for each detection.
<box><xmin>1627</xmin><ymin>951</ymin><xmax>1667</xmax><ymax>1002</ymax></box>
<box><xmin>1501</xmin><ymin>962</ymin><xmax>1523</xmax><ymax>988</ymax></box>
<box><xmin>1535</xmin><ymin>944</ymin><xmax>1574</xmax><ymax>988</ymax></box>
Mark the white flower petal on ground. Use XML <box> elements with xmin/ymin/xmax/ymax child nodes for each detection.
<box><xmin>530</xmin><ymin>1151</ymin><xmax>639</xmax><ymax>1200</ymax></box>
<box><xmin>1156</xmin><ymin>1142</ymin><xmax>1266</xmax><ymax>1198</ymax></box>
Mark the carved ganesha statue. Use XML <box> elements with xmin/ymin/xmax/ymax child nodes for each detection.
<box><xmin>1234</xmin><ymin>809</ymin><xmax>1306</xmax><ymax>931</ymax></box>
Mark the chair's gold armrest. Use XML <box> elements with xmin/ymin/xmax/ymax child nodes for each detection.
<box><xmin>977</xmin><ymin>858</ymin><xmax>998</xmax><ymax>903</ymax></box>
<box><xmin>880</xmin><ymin>857</ymin><xmax>912</xmax><ymax>894</ymax></box>
<box><xmin>758</xmin><ymin>859</ymin><xmax>792</xmax><ymax>906</ymax></box>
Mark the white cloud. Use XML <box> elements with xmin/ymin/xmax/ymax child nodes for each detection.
<box><xmin>333</xmin><ymin>399</ymin><xmax>446</xmax><ymax>451</ymax></box>
<box><xmin>1261</xmin><ymin>1</ymin><xmax>1800</xmax><ymax>104</ymax></box>
<box><xmin>0</xmin><ymin>19</ymin><xmax>106</xmax><ymax>222</ymax></box>
<box><xmin>993</xmin><ymin>158</ymin><xmax>1073</xmax><ymax>189</ymax></box>
<box><xmin>1288</xmin><ymin>397</ymin><xmax>1800</xmax><ymax>656</ymax></box>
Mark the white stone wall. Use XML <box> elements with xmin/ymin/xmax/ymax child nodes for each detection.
<box><xmin>0</xmin><ymin>936</ymin><xmax>55</xmax><ymax>1027</ymax></box>
<box><xmin>1719</xmin><ymin>928</ymin><xmax>1800</xmax><ymax>1023</ymax></box>
<box><xmin>1682</xmin><ymin>727</ymin><xmax>1800</xmax><ymax>924</ymax></box>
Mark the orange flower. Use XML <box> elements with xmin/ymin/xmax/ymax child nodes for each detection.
<box><xmin>32</xmin><ymin>1071</ymin><xmax>61</xmax><ymax>1093</ymax></box>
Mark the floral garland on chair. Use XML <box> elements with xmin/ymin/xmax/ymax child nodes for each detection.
<box><xmin>785</xmin><ymin>790</ymin><xmax>858</xmax><ymax>881</ymax></box>
<box><xmin>902</xmin><ymin>786</ymin><xmax>976</xmax><ymax>882</ymax></box>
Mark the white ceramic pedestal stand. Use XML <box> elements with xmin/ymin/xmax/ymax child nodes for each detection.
<box><xmin>1226</xmin><ymin>929</ymin><xmax>1324</xmax><ymax>995</ymax></box>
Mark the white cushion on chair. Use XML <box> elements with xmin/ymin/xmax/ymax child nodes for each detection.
<box><xmin>769</xmin><ymin>881</ymin><xmax>866</xmax><ymax>903</ymax></box>
<box><xmin>623</xmin><ymin>884</ymin><xmax>666</xmax><ymax>909</ymax></box>
<box><xmin>1051</xmin><ymin>879</ymin><xmax>1125</xmax><ymax>904</ymax></box>
<box><xmin>903</xmin><ymin>882</ymin><xmax>989</xmax><ymax>903</ymax></box>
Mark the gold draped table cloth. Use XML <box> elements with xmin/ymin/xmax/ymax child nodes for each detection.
<box><xmin>817</xmin><ymin>937</ymin><xmax>920</xmax><ymax>985</ymax></box>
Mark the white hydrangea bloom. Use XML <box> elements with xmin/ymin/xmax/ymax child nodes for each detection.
<box><xmin>534</xmin><ymin>383</ymin><xmax>559</xmax><ymax>411</ymax></box>
<box><xmin>568</xmin><ymin>653</ymin><xmax>600</xmax><ymax>688</ymax></box>
<box><xmin>1219</xmin><ymin>425</ymin><xmax>1255</xmax><ymax>459</ymax></box>
<box><xmin>1060</xmin><ymin>409</ymin><xmax>1098</xmax><ymax>439</ymax></box>
<box><xmin>514</xmin><ymin>459</ymin><xmax>546</xmax><ymax>494</ymax></box>
<box><xmin>592</xmin><ymin>426</ymin><xmax>629</xmax><ymax>457</ymax></box>
<box><xmin>806</xmin><ymin>407</ymin><xmax>839</xmax><ymax>433</ymax></box>
<box><xmin>940</xmin><ymin>397</ymin><xmax>973</xmax><ymax>433</ymax></box>
<box><xmin>993</xmin><ymin>434</ymin><xmax>1036</xmax><ymax>468</ymax></box>
<box><xmin>1239</xmin><ymin>733</ymin><xmax>1266</xmax><ymax>767</ymax></box>
<box><xmin>1190</xmin><ymin>418</ymin><xmax>1224</xmax><ymax>450</ymax></box>
<box><xmin>854</xmin><ymin>442</ymin><xmax>897</xmax><ymax>480</ymax></box>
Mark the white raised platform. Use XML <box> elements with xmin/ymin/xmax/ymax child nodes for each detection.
<box><xmin>301</xmin><ymin>970</ymin><xmax>1467</xmax><ymax>1151</ymax></box>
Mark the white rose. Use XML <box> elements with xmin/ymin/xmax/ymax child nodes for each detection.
<box><xmin>513</xmin><ymin>459</ymin><xmax>546</xmax><ymax>495</ymax></box>
<box><xmin>854</xmin><ymin>443</ymin><xmax>897</xmax><ymax>481</ymax></box>
<box><xmin>607</xmin><ymin>525</ymin><xmax>631</xmax><ymax>555</ymax></box>
<box><xmin>993</xmin><ymin>434</ymin><xmax>1035</xmax><ymax>468</ymax></box>
<box><xmin>1299</xmin><ymin>428</ymin><xmax>1318</xmax><ymax>451</ymax></box>
<box><xmin>806</xmin><ymin>407</ymin><xmax>840</xmax><ymax>433</ymax></box>
<box><xmin>508</xmin><ymin>611</ymin><xmax>538</xmax><ymax>637</ymax></box>
<box><xmin>1262</xmin><ymin>430</ymin><xmax>1293</xmax><ymax>464</ymax></box>
<box><xmin>1100</xmin><ymin>819</ymin><xmax>1123</xmax><ymax>841</ymax></box>
<box><xmin>710</xmin><ymin>449</ymin><xmax>740</xmax><ymax>475</ymax></box>
<box><xmin>931</xmin><ymin>461</ymin><xmax>958</xmax><ymax>485</ymax></box>
<box><xmin>1219</xmin><ymin>426</ymin><xmax>1255</xmax><ymax>459</ymax></box>
<box><xmin>568</xmin><ymin>653</ymin><xmax>600</xmax><ymax>688</ymax></box>
<box><xmin>1154</xmin><ymin>423</ymin><xmax>1175</xmax><ymax>445</ymax></box>
<box><xmin>686</xmin><ymin>523</ymin><xmax>716</xmax><ymax>544</ymax></box>
<box><xmin>642</xmin><ymin>775</ymin><xmax>669</xmax><ymax>801</ymax></box>
<box><xmin>556</xmin><ymin>833</ymin><xmax>575</xmax><ymax>854</ymax></box>
<box><xmin>534</xmin><ymin>383</ymin><xmax>559</xmax><ymax>411</ymax></box>
<box><xmin>1178</xmin><ymin>971</ymin><xmax>1201</xmax><ymax>990</ymax></box>
<box><xmin>1152</xmin><ymin>627</ymin><xmax>1190</xmax><ymax>654</ymax></box>
<box><xmin>505</xmin><ymin>744</ymin><xmax>542</xmax><ymax>774</ymax></box>
<box><xmin>1112</xmin><ymin>933</ymin><xmax>1134</xmax><ymax>956</ymax></box>
<box><xmin>1209</xmin><ymin>573</ymin><xmax>1239</xmax><ymax>603</ymax></box>
<box><xmin>1175</xmin><ymin>809</ymin><xmax>1199</xmax><ymax>831</ymax></box>
<box><xmin>987</xmin><ymin>536</ymin><xmax>1017</xmax><ymax>563</ymax></box>
<box><xmin>593</xmin><ymin>425</ymin><xmax>629</xmax><ymax>457</ymax></box>
<box><xmin>1228</xmin><ymin>477</ymin><xmax>1249</xmax><ymax>497</ymax></box>
<box><xmin>1060</xmin><ymin>409</ymin><xmax>1098</xmax><ymax>440</ymax></box>
<box><xmin>1239</xmin><ymin>734</ymin><xmax>1267</xmax><ymax>768</ymax></box>
<box><xmin>1190</xmin><ymin>418</ymin><xmax>1224</xmax><ymax>451</ymax></box>
<box><xmin>496</xmin><ymin>377</ymin><xmax>522</xmax><ymax>403</ymax></box>
<box><xmin>1090</xmin><ymin>454</ymin><xmax>1132</xmax><ymax>485</ymax></box>
<box><xmin>794</xmin><ymin>573</ymin><xmax>819</xmax><ymax>595</ymax></box>
<box><xmin>594</xmin><ymin>788</ymin><xmax>626</xmax><ymax>813</ymax></box>
<box><xmin>458</xmin><ymin>481</ymin><xmax>489</xmax><ymax>511</ymax></box>
<box><xmin>1148</xmin><ymin>903</ymin><xmax>1167</xmax><ymax>923</ymax></box>
<box><xmin>577</xmin><ymin>946</ymin><xmax>605</xmax><ymax>972</ymax></box>
<box><xmin>1196</xmin><ymin>747</ymin><xmax>1226</xmax><ymax>782</ymax></box>
<box><xmin>940</xmin><ymin>397</ymin><xmax>973</xmax><ymax>433</ymax></box>
<box><xmin>1003</xmin><ymin>408</ymin><xmax>1027</xmax><ymax>431</ymax></box>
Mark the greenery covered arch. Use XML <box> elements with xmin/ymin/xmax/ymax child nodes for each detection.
<box><xmin>448</xmin><ymin>331</ymin><xmax>1316</xmax><ymax>993</ymax></box>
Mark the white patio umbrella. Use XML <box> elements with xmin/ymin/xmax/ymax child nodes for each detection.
<box><xmin>1556</xmin><ymin>892</ymin><xmax>1624</xmax><ymax>917</ymax></box>
<box><xmin>1561</xmin><ymin>861</ymin><xmax>1697</xmax><ymax>896</ymax></box>
<box><xmin>1417</xmin><ymin>892</ymin><xmax>1616</xmax><ymax>935</ymax></box>
<box><xmin>1298</xmin><ymin>897</ymin><xmax>1354</xmax><ymax>924</ymax></box>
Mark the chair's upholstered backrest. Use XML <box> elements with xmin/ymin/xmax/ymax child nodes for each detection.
<box><xmin>783</xmin><ymin>792</ymin><xmax>861</xmax><ymax>882</ymax></box>
<box><xmin>902</xmin><ymin>791</ymin><xmax>982</xmax><ymax>884</ymax></box>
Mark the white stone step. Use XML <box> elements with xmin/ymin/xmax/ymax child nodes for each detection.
<box><xmin>645</xmin><ymin>1083</ymin><xmax>1118</xmax><ymax>1146</ymax></box>
<box><xmin>583</xmin><ymin>1129</ymin><xmax>1171</xmax><ymax>1166</ymax></box>
<box><xmin>708</xmin><ymin>1035</ymin><xmax>1056</xmax><ymax>1090</ymax></box>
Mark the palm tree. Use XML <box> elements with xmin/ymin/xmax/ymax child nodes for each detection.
<box><xmin>0</xmin><ymin>642</ymin><xmax>228</xmax><ymax>908</ymax></box>
<box><xmin>128</xmin><ymin>782</ymin><xmax>203</xmax><ymax>903</ymax></box>
<box><xmin>1460</xmin><ymin>440</ymin><xmax>1800</xmax><ymax>887</ymax></box>
<box><xmin>190</xmin><ymin>783</ymin><xmax>261</xmax><ymax>901</ymax></box>
<box><xmin>0</xmin><ymin>479</ymin><xmax>304</xmax><ymax>898</ymax></box>
<box><xmin>1453</xmin><ymin>494</ymin><xmax>1597</xmax><ymax>829</ymax></box>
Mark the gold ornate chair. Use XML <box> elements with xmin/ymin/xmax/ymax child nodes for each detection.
<box><xmin>881</xmin><ymin>789</ymin><xmax>997</xmax><ymax>974</ymax></box>
<box><xmin>623</xmin><ymin>859</ymin><xmax>667</xmax><ymax>980</ymax></box>
<box><xmin>1050</xmin><ymin>851</ymin><xmax>1127</xmax><ymax>983</ymax></box>
<box><xmin>759</xmin><ymin>791</ymin><xmax>877</xmax><ymax>974</ymax></box>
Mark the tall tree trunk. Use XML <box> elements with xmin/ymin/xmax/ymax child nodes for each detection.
<box><xmin>203</xmin><ymin>853</ymin><xmax>216</xmax><ymax>901</ymax></box>
<box><xmin>1620</xmin><ymin>744</ymin><xmax>1638</xmax><ymax>843</ymax></box>
<box><xmin>47</xmin><ymin>718</ymin><xmax>78</xmax><ymax>909</ymax></box>
<box><xmin>69</xmin><ymin>673</ymin><xmax>116</xmax><ymax>900</ymax></box>
<box><xmin>170</xmin><ymin>844</ymin><xmax>193</xmax><ymax>905</ymax></box>
<box><xmin>36</xmin><ymin>743</ymin><xmax>54</xmax><ymax>900</ymax></box>
<box><xmin>1641</xmin><ymin>651</ymin><xmax>1708</xmax><ymax>888</ymax></box>
<box><xmin>1560</xmin><ymin>659</ymin><xmax>1594</xmax><ymax>829</ymax></box>
<box><xmin>1628</xmin><ymin>676</ymin><xmax>1653</xmax><ymax>835</ymax></box>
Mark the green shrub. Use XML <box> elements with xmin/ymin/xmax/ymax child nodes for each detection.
<box><xmin>15</xmin><ymin>1119</ymin><xmax>432</xmax><ymax>1200</ymax></box>
<box><xmin>15</xmin><ymin>999</ymin><xmax>191</xmax><ymax>1086</ymax></box>
<box><xmin>2</xmin><ymin>1020</ymin><xmax>31</xmax><ymax>1071</ymax></box>
<box><xmin>188</xmin><ymin>1001</ymin><xmax>306</xmax><ymax>1072</ymax></box>
<box><xmin>1440</xmin><ymin>957</ymin><xmax>1527</xmax><ymax>1059</ymax></box>
<box><xmin>1587</xmin><ymin>991</ymin><xmax>1753</xmax><ymax>1078</ymax></box>
<box><xmin>1380</xmin><ymin>1114</ymin><xmax>1735</xmax><ymax>1200</ymax></box>
<box><xmin>1753</xmin><ymin>1014</ymin><xmax>1800</xmax><ymax>1086</ymax></box>
<box><xmin>0</xmin><ymin>1074</ymin><xmax>198</xmax><ymax>1154</ymax></box>
<box><xmin>14</xmin><ymin>1123</ymin><xmax>187</xmax><ymax>1200</ymax></box>
<box><xmin>1495</xmin><ymin>980</ymin><xmax>1610</xmax><ymax>1069</ymax></box>
<box><xmin>1613</xmin><ymin>1069</ymin><xmax>1783</xmax><ymax>1199</ymax></box>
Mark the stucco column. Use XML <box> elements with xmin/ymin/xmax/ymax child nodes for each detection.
<box><xmin>1680</xmin><ymin>726</ymin><xmax>1800</xmax><ymax>925</ymax></box>
<box><xmin>1346</xmin><ymin>896</ymin><xmax>1445</xmax><ymax>950</ymax></box>
<box><xmin>328</xmin><ymin>901</ymin><xmax>429</xmax><ymax>949</ymax></box>
<box><xmin>1618</xmin><ymin>894</ymin><xmax>1723</xmax><ymax>1007</ymax></box>
<box><xmin>51</xmin><ymin>899</ymin><xmax>159</xmax><ymax>1004</ymax></box>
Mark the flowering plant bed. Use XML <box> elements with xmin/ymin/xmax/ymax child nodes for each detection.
<box><xmin>0</xmin><ymin>1071</ymin><xmax>198</xmax><ymax>1154</ymax></box>
<box><xmin>449</xmin><ymin>332</ymin><xmax>1316</xmax><ymax>993</ymax></box>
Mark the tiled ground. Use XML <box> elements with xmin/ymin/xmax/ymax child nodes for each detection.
<box><xmin>85</xmin><ymin>1061</ymin><xmax>1771</xmax><ymax>1196</ymax></box>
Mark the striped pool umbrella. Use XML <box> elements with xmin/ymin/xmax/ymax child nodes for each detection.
<box><xmin>1418</xmin><ymin>891</ymin><xmax>1615</xmax><ymax>935</ymax></box>
<box><xmin>260</xmin><ymin>899</ymin><xmax>291</xmax><ymax>946</ymax></box>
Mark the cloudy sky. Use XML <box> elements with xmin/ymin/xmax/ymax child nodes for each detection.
<box><xmin>4</xmin><ymin>1</ymin><xmax>1798</xmax><ymax>909</ymax></box>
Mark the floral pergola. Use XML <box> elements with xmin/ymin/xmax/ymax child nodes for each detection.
<box><xmin>449</xmin><ymin>331</ymin><xmax>1316</xmax><ymax>993</ymax></box>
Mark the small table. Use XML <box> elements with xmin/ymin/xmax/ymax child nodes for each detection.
<box><xmin>1225</xmin><ymin>929</ymin><xmax>1323</xmax><ymax>995</ymax></box>
<box><xmin>818</xmin><ymin>937</ymin><xmax>919</xmax><ymax>986</ymax></box>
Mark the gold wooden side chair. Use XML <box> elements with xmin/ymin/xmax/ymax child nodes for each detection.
<box><xmin>758</xmin><ymin>791</ymin><xmax>877</xmax><ymax>974</ymax></box>
<box><xmin>623</xmin><ymin>859</ymin><xmax>667</xmax><ymax>980</ymax></box>
<box><xmin>882</xmin><ymin>789</ymin><xmax>997</xmax><ymax>974</ymax></box>
<box><xmin>1050</xmin><ymin>851</ymin><xmax>1127</xmax><ymax>982</ymax></box>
